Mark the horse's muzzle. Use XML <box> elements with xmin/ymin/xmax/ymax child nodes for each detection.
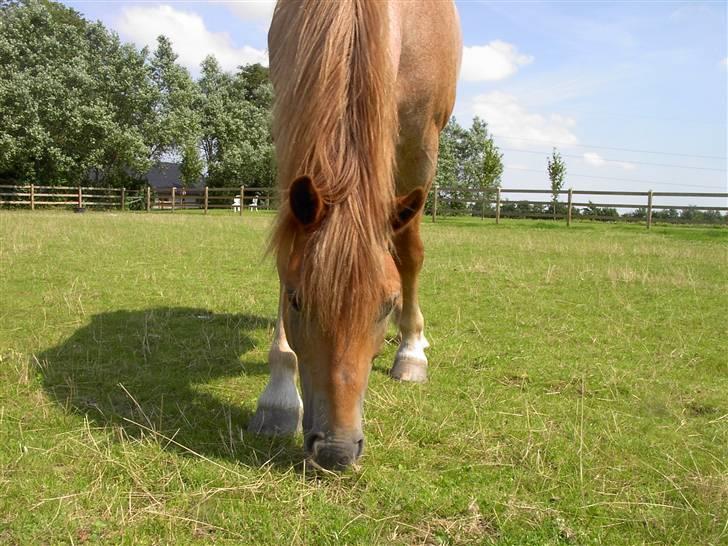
<box><xmin>305</xmin><ymin>431</ymin><xmax>364</xmax><ymax>470</ymax></box>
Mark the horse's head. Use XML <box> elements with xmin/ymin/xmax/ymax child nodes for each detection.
<box><xmin>280</xmin><ymin>175</ymin><xmax>424</xmax><ymax>470</ymax></box>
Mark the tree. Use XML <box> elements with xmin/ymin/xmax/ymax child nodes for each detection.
<box><xmin>83</xmin><ymin>22</ymin><xmax>155</xmax><ymax>186</ymax></box>
<box><xmin>198</xmin><ymin>58</ymin><xmax>275</xmax><ymax>188</ymax></box>
<box><xmin>462</xmin><ymin>118</ymin><xmax>503</xmax><ymax>189</ymax></box>
<box><xmin>429</xmin><ymin>118</ymin><xmax>457</xmax><ymax>213</ymax></box>
<box><xmin>180</xmin><ymin>141</ymin><xmax>203</xmax><ymax>187</ymax></box>
<box><xmin>236</xmin><ymin>63</ymin><xmax>273</xmax><ymax>109</ymax></box>
<box><xmin>583</xmin><ymin>201</ymin><xmax>619</xmax><ymax>220</ymax></box>
<box><xmin>197</xmin><ymin>55</ymin><xmax>227</xmax><ymax>173</ymax></box>
<box><xmin>432</xmin><ymin>117</ymin><xmax>503</xmax><ymax>215</ymax></box>
<box><xmin>148</xmin><ymin>35</ymin><xmax>200</xmax><ymax>163</ymax></box>
<box><xmin>0</xmin><ymin>1</ymin><xmax>154</xmax><ymax>187</ymax></box>
<box><xmin>547</xmin><ymin>148</ymin><xmax>567</xmax><ymax>220</ymax></box>
<box><xmin>431</xmin><ymin>117</ymin><xmax>469</xmax><ymax>213</ymax></box>
<box><xmin>0</xmin><ymin>1</ymin><xmax>91</xmax><ymax>183</ymax></box>
<box><xmin>462</xmin><ymin>117</ymin><xmax>503</xmax><ymax>214</ymax></box>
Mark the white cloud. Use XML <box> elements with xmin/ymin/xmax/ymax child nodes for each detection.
<box><xmin>471</xmin><ymin>91</ymin><xmax>578</xmax><ymax>146</ymax></box>
<box><xmin>116</xmin><ymin>5</ymin><xmax>267</xmax><ymax>74</ymax></box>
<box><xmin>223</xmin><ymin>0</ymin><xmax>276</xmax><ymax>22</ymax></box>
<box><xmin>461</xmin><ymin>41</ymin><xmax>533</xmax><ymax>81</ymax></box>
<box><xmin>583</xmin><ymin>152</ymin><xmax>606</xmax><ymax>166</ymax></box>
<box><xmin>583</xmin><ymin>152</ymin><xmax>635</xmax><ymax>171</ymax></box>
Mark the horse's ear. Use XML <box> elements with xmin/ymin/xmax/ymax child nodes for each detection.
<box><xmin>392</xmin><ymin>188</ymin><xmax>425</xmax><ymax>232</ymax></box>
<box><xmin>289</xmin><ymin>175</ymin><xmax>325</xmax><ymax>227</ymax></box>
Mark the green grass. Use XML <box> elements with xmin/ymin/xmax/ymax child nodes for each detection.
<box><xmin>1</xmin><ymin>210</ymin><xmax>726</xmax><ymax>545</ymax></box>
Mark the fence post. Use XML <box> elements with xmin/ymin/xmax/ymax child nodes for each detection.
<box><xmin>120</xmin><ymin>187</ymin><xmax>126</xmax><ymax>211</ymax></box>
<box><xmin>432</xmin><ymin>185</ymin><xmax>438</xmax><ymax>223</ymax></box>
<box><xmin>481</xmin><ymin>190</ymin><xmax>486</xmax><ymax>220</ymax></box>
<box><xmin>240</xmin><ymin>185</ymin><xmax>244</xmax><ymax>216</ymax></box>
<box><xmin>146</xmin><ymin>185</ymin><xmax>151</xmax><ymax>212</ymax></box>
<box><xmin>172</xmin><ymin>187</ymin><xmax>176</xmax><ymax>213</ymax></box>
<box><xmin>30</xmin><ymin>184</ymin><xmax>35</xmax><ymax>210</ymax></box>
<box><xmin>495</xmin><ymin>187</ymin><xmax>501</xmax><ymax>224</ymax></box>
<box><xmin>77</xmin><ymin>186</ymin><xmax>83</xmax><ymax>208</ymax></box>
<box><xmin>646</xmin><ymin>190</ymin><xmax>653</xmax><ymax>229</ymax></box>
<box><xmin>204</xmin><ymin>186</ymin><xmax>208</xmax><ymax>215</ymax></box>
<box><xmin>567</xmin><ymin>188</ymin><xmax>573</xmax><ymax>227</ymax></box>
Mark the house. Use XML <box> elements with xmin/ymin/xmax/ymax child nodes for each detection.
<box><xmin>144</xmin><ymin>163</ymin><xmax>204</xmax><ymax>209</ymax></box>
<box><xmin>144</xmin><ymin>162</ymin><xmax>204</xmax><ymax>190</ymax></box>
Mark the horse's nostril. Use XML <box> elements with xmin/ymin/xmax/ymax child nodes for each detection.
<box><xmin>304</xmin><ymin>431</ymin><xmax>324</xmax><ymax>455</ymax></box>
<box><xmin>355</xmin><ymin>438</ymin><xmax>364</xmax><ymax>459</ymax></box>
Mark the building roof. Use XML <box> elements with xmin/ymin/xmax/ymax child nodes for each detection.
<box><xmin>145</xmin><ymin>162</ymin><xmax>184</xmax><ymax>190</ymax></box>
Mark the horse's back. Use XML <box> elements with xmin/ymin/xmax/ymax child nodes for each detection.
<box><xmin>392</xmin><ymin>0</ymin><xmax>461</xmax><ymax>193</ymax></box>
<box><xmin>393</xmin><ymin>0</ymin><xmax>461</xmax><ymax>132</ymax></box>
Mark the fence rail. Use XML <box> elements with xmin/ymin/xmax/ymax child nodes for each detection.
<box><xmin>430</xmin><ymin>186</ymin><xmax>727</xmax><ymax>227</ymax></box>
<box><xmin>1</xmin><ymin>184</ymin><xmax>726</xmax><ymax>227</ymax></box>
<box><xmin>0</xmin><ymin>184</ymin><xmax>276</xmax><ymax>215</ymax></box>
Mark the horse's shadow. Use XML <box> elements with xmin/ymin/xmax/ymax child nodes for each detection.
<box><xmin>36</xmin><ymin>307</ymin><xmax>304</xmax><ymax>468</ymax></box>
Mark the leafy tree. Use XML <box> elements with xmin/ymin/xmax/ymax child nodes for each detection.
<box><xmin>236</xmin><ymin>63</ymin><xmax>273</xmax><ymax>109</ymax></box>
<box><xmin>197</xmin><ymin>55</ymin><xmax>228</xmax><ymax>171</ymax></box>
<box><xmin>0</xmin><ymin>1</ymin><xmax>91</xmax><ymax>183</ymax></box>
<box><xmin>83</xmin><ymin>22</ymin><xmax>155</xmax><ymax>186</ymax></box>
<box><xmin>432</xmin><ymin>117</ymin><xmax>502</xmax><ymax>215</ymax></box>
<box><xmin>434</xmin><ymin>118</ymin><xmax>459</xmax><ymax>189</ymax></box>
<box><xmin>147</xmin><ymin>36</ymin><xmax>200</xmax><ymax>163</ymax></box>
<box><xmin>429</xmin><ymin>118</ymin><xmax>458</xmax><ymax>213</ymax></box>
<box><xmin>583</xmin><ymin>201</ymin><xmax>619</xmax><ymax>220</ymax></box>
<box><xmin>652</xmin><ymin>207</ymin><xmax>679</xmax><ymax>222</ymax></box>
<box><xmin>462</xmin><ymin>117</ymin><xmax>503</xmax><ymax>189</ymax></box>
<box><xmin>180</xmin><ymin>141</ymin><xmax>203</xmax><ymax>187</ymax></box>
<box><xmin>462</xmin><ymin>117</ymin><xmax>503</xmax><ymax>214</ymax></box>
<box><xmin>0</xmin><ymin>1</ymin><xmax>154</xmax><ymax>187</ymax></box>
<box><xmin>198</xmin><ymin>59</ymin><xmax>274</xmax><ymax>188</ymax></box>
<box><xmin>432</xmin><ymin>118</ymin><xmax>469</xmax><ymax>214</ymax></box>
<box><xmin>547</xmin><ymin>148</ymin><xmax>567</xmax><ymax>220</ymax></box>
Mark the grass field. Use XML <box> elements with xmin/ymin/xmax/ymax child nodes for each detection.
<box><xmin>1</xmin><ymin>210</ymin><xmax>726</xmax><ymax>545</ymax></box>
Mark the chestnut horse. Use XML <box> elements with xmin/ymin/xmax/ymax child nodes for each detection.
<box><xmin>249</xmin><ymin>0</ymin><xmax>461</xmax><ymax>470</ymax></box>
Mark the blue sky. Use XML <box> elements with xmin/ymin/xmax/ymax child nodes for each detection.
<box><xmin>65</xmin><ymin>0</ymin><xmax>727</xmax><ymax>207</ymax></box>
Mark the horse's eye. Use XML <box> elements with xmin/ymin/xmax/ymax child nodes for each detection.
<box><xmin>378</xmin><ymin>299</ymin><xmax>395</xmax><ymax>322</ymax></box>
<box><xmin>287</xmin><ymin>289</ymin><xmax>301</xmax><ymax>312</ymax></box>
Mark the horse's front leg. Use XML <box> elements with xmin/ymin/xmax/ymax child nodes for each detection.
<box><xmin>248</xmin><ymin>285</ymin><xmax>303</xmax><ymax>434</ymax></box>
<box><xmin>390</xmin><ymin>217</ymin><xmax>430</xmax><ymax>383</ymax></box>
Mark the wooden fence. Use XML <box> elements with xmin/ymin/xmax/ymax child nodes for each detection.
<box><xmin>0</xmin><ymin>184</ymin><xmax>275</xmax><ymax>215</ymax></box>
<box><xmin>2</xmin><ymin>183</ymin><xmax>726</xmax><ymax>228</ymax></box>
<box><xmin>430</xmin><ymin>187</ymin><xmax>728</xmax><ymax>228</ymax></box>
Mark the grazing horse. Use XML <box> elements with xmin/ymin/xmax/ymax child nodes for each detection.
<box><xmin>249</xmin><ymin>0</ymin><xmax>461</xmax><ymax>470</ymax></box>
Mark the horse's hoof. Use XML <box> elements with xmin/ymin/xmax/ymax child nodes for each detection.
<box><xmin>390</xmin><ymin>356</ymin><xmax>428</xmax><ymax>383</ymax></box>
<box><xmin>248</xmin><ymin>405</ymin><xmax>302</xmax><ymax>435</ymax></box>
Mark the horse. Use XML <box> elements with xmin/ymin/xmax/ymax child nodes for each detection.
<box><xmin>249</xmin><ymin>0</ymin><xmax>461</xmax><ymax>470</ymax></box>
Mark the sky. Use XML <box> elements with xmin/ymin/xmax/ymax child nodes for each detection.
<box><xmin>64</xmin><ymin>0</ymin><xmax>728</xmax><ymax>209</ymax></box>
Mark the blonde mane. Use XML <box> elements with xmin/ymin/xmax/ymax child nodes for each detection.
<box><xmin>269</xmin><ymin>1</ymin><xmax>398</xmax><ymax>339</ymax></box>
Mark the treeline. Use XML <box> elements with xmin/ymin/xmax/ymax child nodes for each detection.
<box><xmin>0</xmin><ymin>0</ymin><xmax>274</xmax><ymax>188</ymax></box>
